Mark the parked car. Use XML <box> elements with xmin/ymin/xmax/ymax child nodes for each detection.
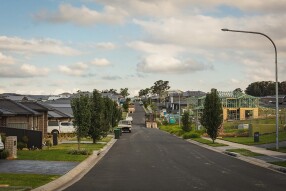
<box><xmin>47</xmin><ymin>121</ymin><xmax>75</xmax><ymax>134</ymax></box>
<box><xmin>126</xmin><ymin>116</ymin><xmax>133</xmax><ymax>123</ymax></box>
<box><xmin>118</xmin><ymin>120</ymin><xmax>132</xmax><ymax>133</ymax></box>
<box><xmin>0</xmin><ymin>135</ymin><xmax>4</xmax><ymax>151</ymax></box>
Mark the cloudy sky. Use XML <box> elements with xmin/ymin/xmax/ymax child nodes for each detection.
<box><xmin>0</xmin><ymin>0</ymin><xmax>285</xmax><ymax>96</ymax></box>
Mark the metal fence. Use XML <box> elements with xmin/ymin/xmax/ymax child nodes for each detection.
<box><xmin>0</xmin><ymin>127</ymin><xmax>42</xmax><ymax>149</ymax></box>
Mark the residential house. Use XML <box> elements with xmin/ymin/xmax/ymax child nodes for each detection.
<box><xmin>0</xmin><ymin>98</ymin><xmax>42</xmax><ymax>130</ymax></box>
<box><xmin>20</xmin><ymin>101</ymin><xmax>49</xmax><ymax>137</ymax></box>
<box><xmin>42</xmin><ymin>98</ymin><xmax>74</xmax><ymax>123</ymax></box>
<box><xmin>196</xmin><ymin>91</ymin><xmax>260</xmax><ymax>121</ymax></box>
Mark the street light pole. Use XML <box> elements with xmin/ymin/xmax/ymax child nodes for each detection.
<box><xmin>179</xmin><ymin>92</ymin><xmax>181</xmax><ymax>127</ymax></box>
<box><xmin>221</xmin><ymin>28</ymin><xmax>279</xmax><ymax>150</ymax></box>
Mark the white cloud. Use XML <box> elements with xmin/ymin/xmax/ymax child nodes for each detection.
<box><xmin>0</xmin><ymin>52</ymin><xmax>15</xmax><ymax>65</ymax></box>
<box><xmin>59</xmin><ymin>62</ymin><xmax>88</xmax><ymax>76</ymax></box>
<box><xmin>102</xmin><ymin>75</ymin><xmax>122</xmax><ymax>80</ymax></box>
<box><xmin>128</xmin><ymin>41</ymin><xmax>184</xmax><ymax>56</ymax></box>
<box><xmin>96</xmin><ymin>42</ymin><xmax>116</xmax><ymax>50</ymax></box>
<box><xmin>0</xmin><ymin>36</ymin><xmax>80</xmax><ymax>56</ymax></box>
<box><xmin>91</xmin><ymin>58</ymin><xmax>110</xmax><ymax>66</ymax></box>
<box><xmin>34</xmin><ymin>4</ymin><xmax>128</xmax><ymax>26</ymax></box>
<box><xmin>0</xmin><ymin>64</ymin><xmax>49</xmax><ymax>78</ymax></box>
<box><xmin>95</xmin><ymin>0</ymin><xmax>286</xmax><ymax>16</ymax></box>
<box><xmin>137</xmin><ymin>55</ymin><xmax>212</xmax><ymax>74</ymax></box>
<box><xmin>21</xmin><ymin>64</ymin><xmax>49</xmax><ymax>76</ymax></box>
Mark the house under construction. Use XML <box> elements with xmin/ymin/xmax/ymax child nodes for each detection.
<box><xmin>196</xmin><ymin>91</ymin><xmax>259</xmax><ymax>121</ymax></box>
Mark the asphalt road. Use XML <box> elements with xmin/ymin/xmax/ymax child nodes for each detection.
<box><xmin>65</xmin><ymin>103</ymin><xmax>286</xmax><ymax>191</ymax></box>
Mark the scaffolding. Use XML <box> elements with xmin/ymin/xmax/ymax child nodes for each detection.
<box><xmin>195</xmin><ymin>91</ymin><xmax>259</xmax><ymax>121</ymax></box>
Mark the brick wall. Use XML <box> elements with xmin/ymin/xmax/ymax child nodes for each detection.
<box><xmin>5</xmin><ymin>136</ymin><xmax>17</xmax><ymax>158</ymax></box>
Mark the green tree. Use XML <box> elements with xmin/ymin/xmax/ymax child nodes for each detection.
<box><xmin>182</xmin><ymin>111</ymin><xmax>191</xmax><ymax>132</ymax></box>
<box><xmin>89</xmin><ymin>89</ymin><xmax>104</xmax><ymax>143</ymax></box>
<box><xmin>120</xmin><ymin>88</ymin><xmax>130</xmax><ymax>98</ymax></box>
<box><xmin>71</xmin><ymin>94</ymin><xmax>91</xmax><ymax>150</ymax></box>
<box><xmin>139</xmin><ymin>88</ymin><xmax>150</xmax><ymax>97</ymax></box>
<box><xmin>122</xmin><ymin>100</ymin><xmax>129</xmax><ymax>112</ymax></box>
<box><xmin>151</xmin><ymin>80</ymin><xmax>170</xmax><ymax>102</ymax></box>
<box><xmin>111</xmin><ymin>101</ymin><xmax>121</xmax><ymax>127</ymax></box>
<box><xmin>102</xmin><ymin>97</ymin><xmax>114</xmax><ymax>136</ymax></box>
<box><xmin>200</xmin><ymin>89</ymin><xmax>223</xmax><ymax>143</ymax></box>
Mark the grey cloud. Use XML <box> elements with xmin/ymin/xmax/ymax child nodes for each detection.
<box><xmin>102</xmin><ymin>75</ymin><xmax>122</xmax><ymax>80</ymax></box>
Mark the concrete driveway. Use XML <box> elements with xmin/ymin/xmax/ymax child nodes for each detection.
<box><xmin>0</xmin><ymin>160</ymin><xmax>79</xmax><ymax>175</ymax></box>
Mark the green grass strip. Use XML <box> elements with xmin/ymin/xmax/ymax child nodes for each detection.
<box><xmin>17</xmin><ymin>143</ymin><xmax>105</xmax><ymax>162</ymax></box>
<box><xmin>192</xmin><ymin>138</ymin><xmax>228</xmax><ymax>147</ymax></box>
<box><xmin>0</xmin><ymin>173</ymin><xmax>60</xmax><ymax>189</ymax></box>
<box><xmin>222</xmin><ymin>131</ymin><xmax>286</xmax><ymax>145</ymax></box>
<box><xmin>226</xmin><ymin>148</ymin><xmax>264</xmax><ymax>157</ymax></box>
<box><xmin>270</xmin><ymin>161</ymin><xmax>286</xmax><ymax>167</ymax></box>
<box><xmin>267</xmin><ymin>147</ymin><xmax>286</xmax><ymax>153</ymax></box>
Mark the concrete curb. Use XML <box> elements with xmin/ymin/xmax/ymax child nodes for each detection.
<box><xmin>186</xmin><ymin>139</ymin><xmax>286</xmax><ymax>175</ymax></box>
<box><xmin>32</xmin><ymin>138</ymin><xmax>117</xmax><ymax>191</ymax></box>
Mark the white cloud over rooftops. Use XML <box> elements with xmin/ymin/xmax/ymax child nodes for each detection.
<box><xmin>0</xmin><ymin>64</ymin><xmax>49</xmax><ymax>78</ymax></box>
<box><xmin>137</xmin><ymin>54</ymin><xmax>212</xmax><ymax>74</ymax></box>
<box><xmin>34</xmin><ymin>4</ymin><xmax>128</xmax><ymax>26</ymax></box>
<box><xmin>91</xmin><ymin>58</ymin><xmax>111</xmax><ymax>66</ymax></box>
<box><xmin>0</xmin><ymin>52</ymin><xmax>15</xmax><ymax>65</ymax></box>
<box><xmin>96</xmin><ymin>42</ymin><xmax>116</xmax><ymax>50</ymax></box>
<box><xmin>0</xmin><ymin>36</ymin><xmax>80</xmax><ymax>56</ymax></box>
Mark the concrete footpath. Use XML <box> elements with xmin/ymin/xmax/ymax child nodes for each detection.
<box><xmin>188</xmin><ymin>137</ymin><xmax>286</xmax><ymax>174</ymax></box>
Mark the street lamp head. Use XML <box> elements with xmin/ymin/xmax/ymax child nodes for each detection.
<box><xmin>221</xmin><ymin>28</ymin><xmax>229</xmax><ymax>31</ymax></box>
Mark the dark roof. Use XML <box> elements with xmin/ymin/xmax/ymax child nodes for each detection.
<box><xmin>44</xmin><ymin>98</ymin><xmax>71</xmax><ymax>104</ymax></box>
<box><xmin>0</xmin><ymin>98</ymin><xmax>40</xmax><ymax>115</ymax></box>
<box><xmin>3</xmin><ymin>95</ymin><xmax>35</xmax><ymax>101</ymax></box>
<box><xmin>48</xmin><ymin>110</ymin><xmax>70</xmax><ymax>118</ymax></box>
<box><xmin>0</xmin><ymin>108</ymin><xmax>15</xmax><ymax>116</ymax></box>
<box><xmin>20</xmin><ymin>101</ymin><xmax>50</xmax><ymax>112</ymax></box>
<box><xmin>183</xmin><ymin>91</ymin><xmax>206</xmax><ymax>97</ymax></box>
<box><xmin>43</xmin><ymin>102</ymin><xmax>74</xmax><ymax>118</ymax></box>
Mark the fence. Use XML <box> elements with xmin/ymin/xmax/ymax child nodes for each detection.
<box><xmin>0</xmin><ymin>127</ymin><xmax>42</xmax><ymax>149</ymax></box>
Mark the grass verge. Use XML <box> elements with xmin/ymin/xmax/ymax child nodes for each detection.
<box><xmin>270</xmin><ymin>161</ymin><xmax>286</xmax><ymax>167</ymax></box>
<box><xmin>221</xmin><ymin>131</ymin><xmax>286</xmax><ymax>145</ymax></box>
<box><xmin>267</xmin><ymin>147</ymin><xmax>286</xmax><ymax>153</ymax></box>
<box><xmin>0</xmin><ymin>173</ymin><xmax>60</xmax><ymax>189</ymax></box>
<box><xmin>17</xmin><ymin>143</ymin><xmax>105</xmax><ymax>162</ymax></box>
<box><xmin>191</xmin><ymin>138</ymin><xmax>228</xmax><ymax>147</ymax></box>
<box><xmin>226</xmin><ymin>148</ymin><xmax>264</xmax><ymax>157</ymax></box>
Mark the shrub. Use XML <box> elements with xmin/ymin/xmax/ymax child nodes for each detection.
<box><xmin>17</xmin><ymin>142</ymin><xmax>27</xmax><ymax>150</ymax></box>
<box><xmin>44</xmin><ymin>139</ymin><xmax>52</xmax><ymax>150</ymax></box>
<box><xmin>183</xmin><ymin>132</ymin><xmax>200</xmax><ymax>139</ymax></box>
<box><xmin>162</xmin><ymin>120</ymin><xmax>168</xmax><ymax>126</ymax></box>
<box><xmin>170</xmin><ymin>128</ymin><xmax>184</xmax><ymax>136</ymax></box>
<box><xmin>0</xmin><ymin>150</ymin><xmax>9</xmax><ymax>159</ymax></box>
<box><xmin>68</xmin><ymin>149</ymin><xmax>91</xmax><ymax>155</ymax></box>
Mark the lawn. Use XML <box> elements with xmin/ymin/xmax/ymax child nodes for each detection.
<box><xmin>226</xmin><ymin>148</ymin><xmax>264</xmax><ymax>157</ymax></box>
<box><xmin>17</xmin><ymin>143</ymin><xmax>105</xmax><ymax>161</ymax></box>
<box><xmin>191</xmin><ymin>138</ymin><xmax>228</xmax><ymax>147</ymax></box>
<box><xmin>270</xmin><ymin>161</ymin><xmax>286</xmax><ymax>167</ymax></box>
<box><xmin>267</xmin><ymin>147</ymin><xmax>286</xmax><ymax>153</ymax></box>
<box><xmin>0</xmin><ymin>173</ymin><xmax>60</xmax><ymax>189</ymax></box>
<box><xmin>222</xmin><ymin>131</ymin><xmax>286</xmax><ymax>145</ymax></box>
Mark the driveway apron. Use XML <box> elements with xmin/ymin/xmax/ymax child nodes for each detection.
<box><xmin>0</xmin><ymin>160</ymin><xmax>79</xmax><ymax>175</ymax></box>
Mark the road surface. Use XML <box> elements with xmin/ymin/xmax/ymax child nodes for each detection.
<box><xmin>65</xmin><ymin>103</ymin><xmax>286</xmax><ymax>191</ymax></box>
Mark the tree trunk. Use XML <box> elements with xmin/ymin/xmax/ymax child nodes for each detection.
<box><xmin>77</xmin><ymin>137</ymin><xmax>81</xmax><ymax>150</ymax></box>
